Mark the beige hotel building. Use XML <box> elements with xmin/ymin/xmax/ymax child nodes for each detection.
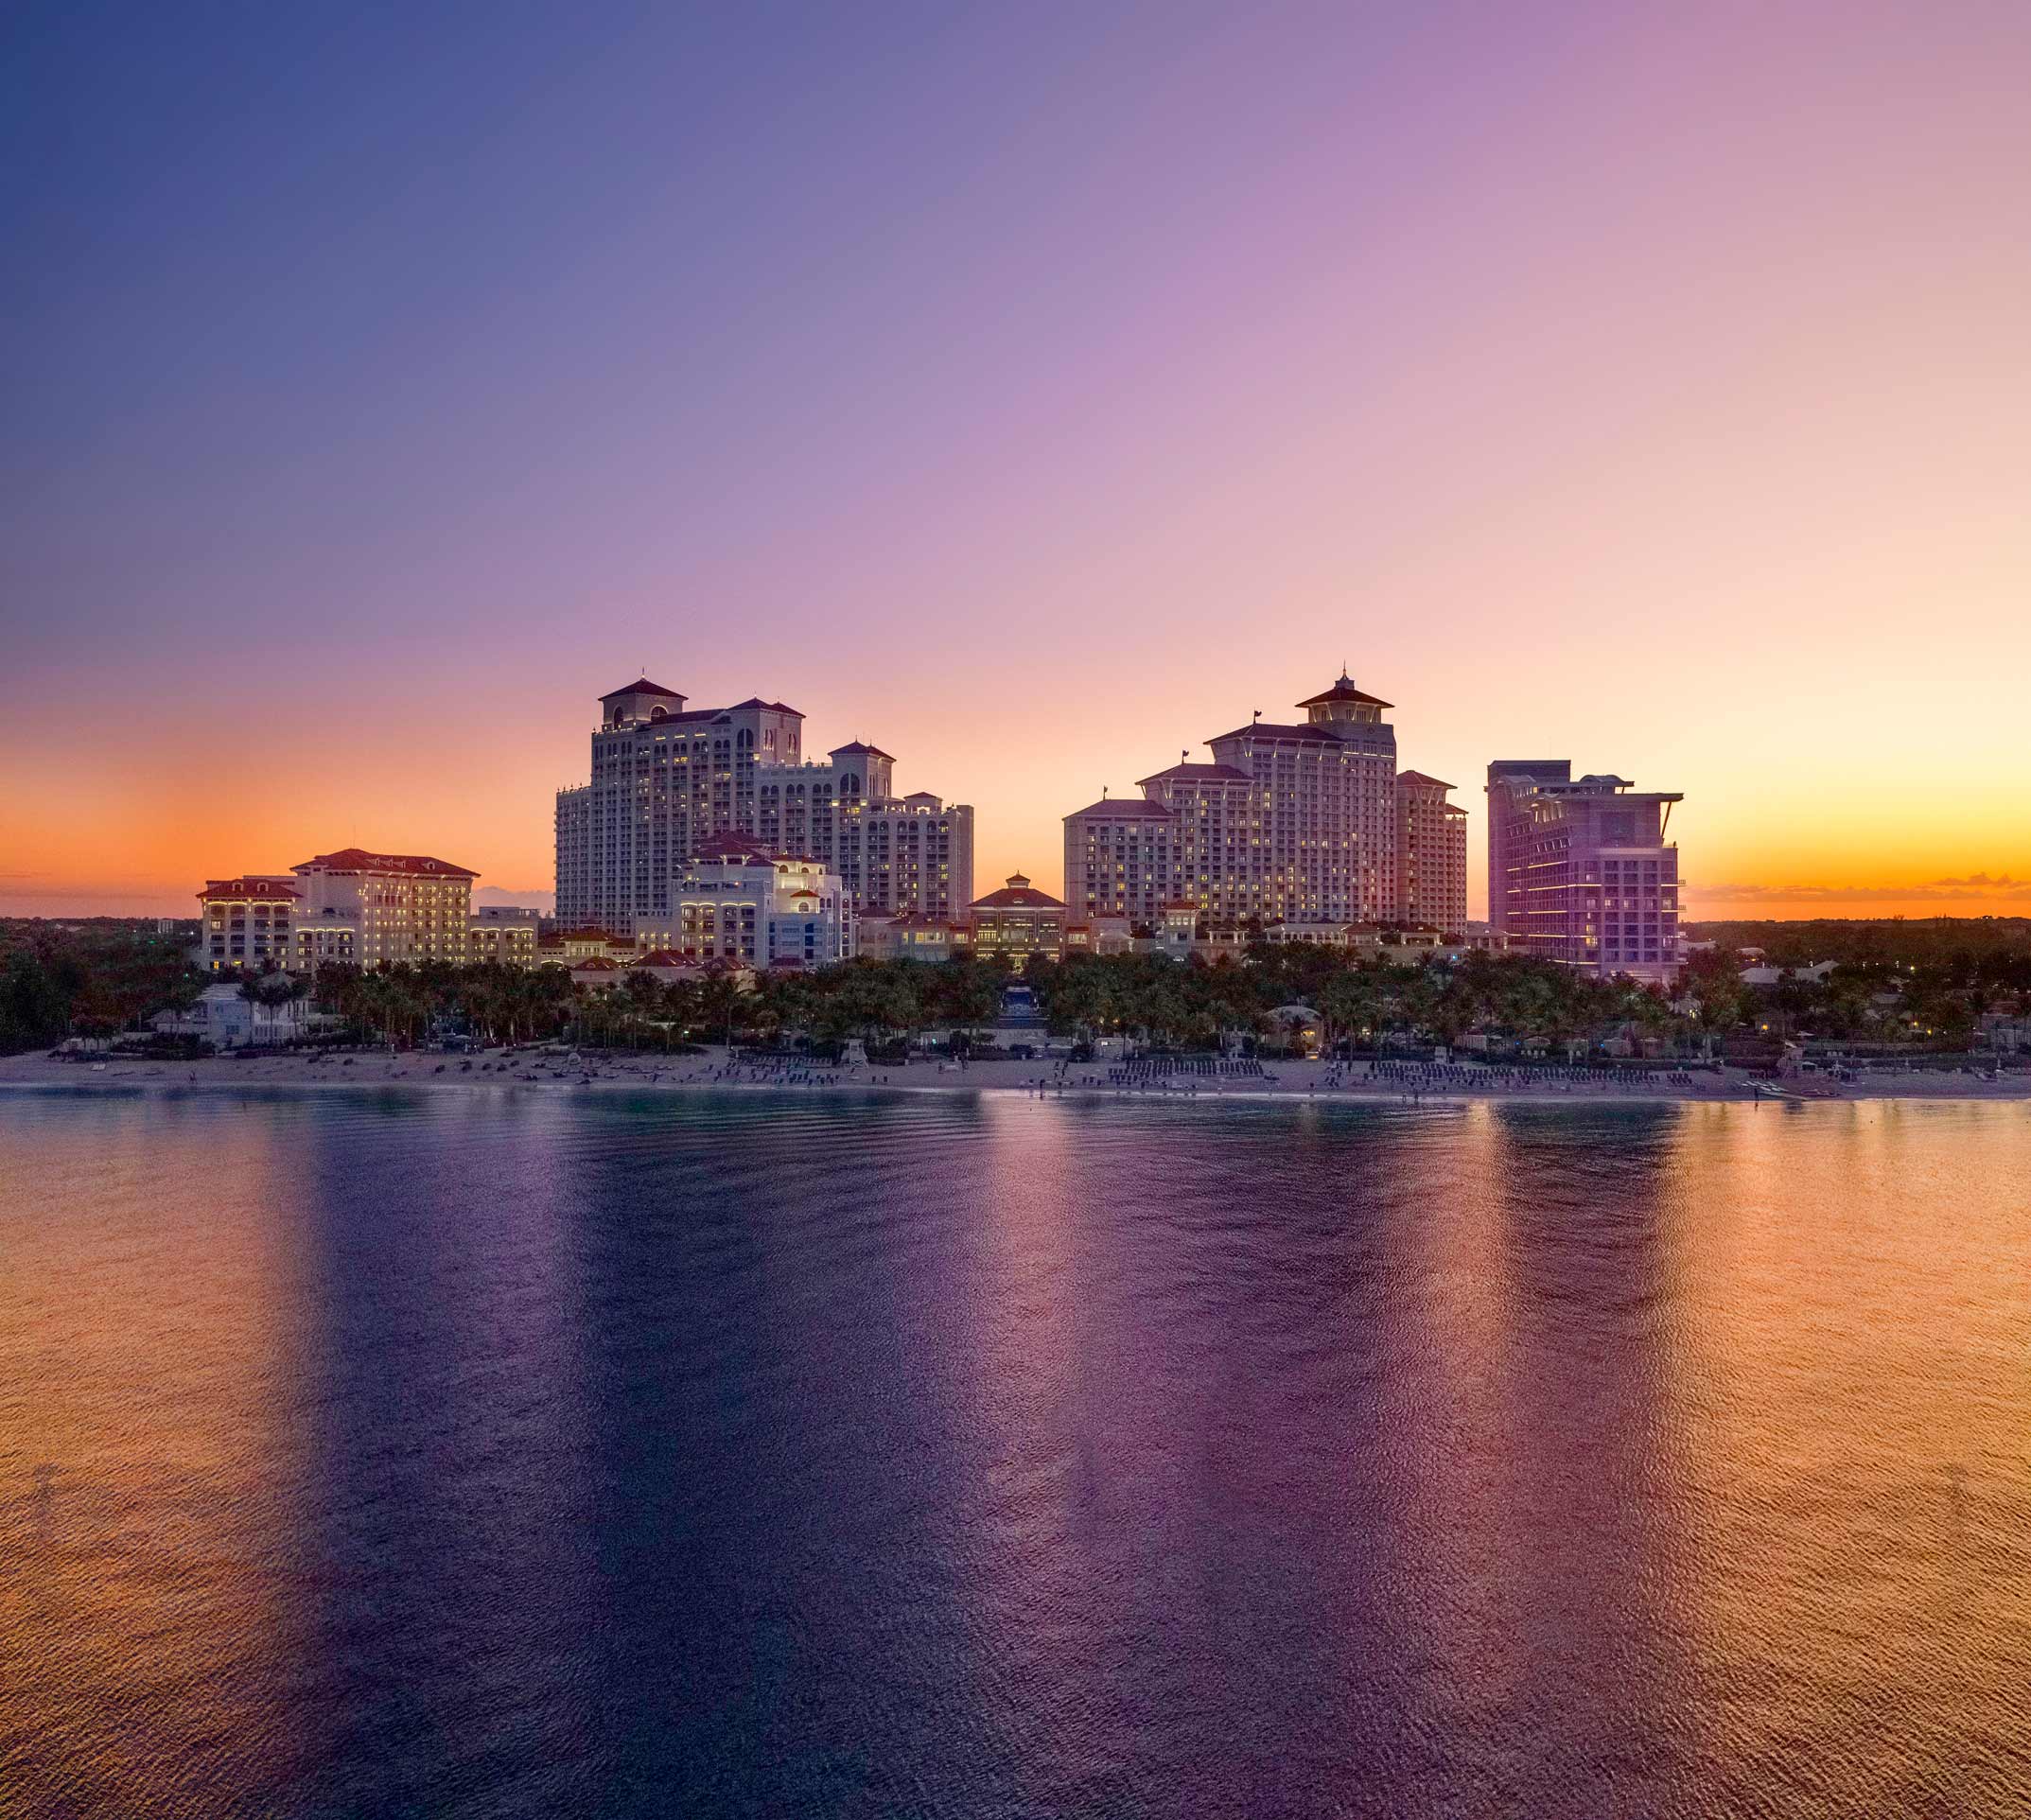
<box><xmin>1063</xmin><ymin>674</ymin><xmax>1468</xmax><ymax>938</ymax></box>
<box><xmin>556</xmin><ymin>678</ymin><xmax>972</xmax><ymax>940</ymax></box>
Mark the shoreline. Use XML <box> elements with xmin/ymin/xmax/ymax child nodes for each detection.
<box><xmin>5</xmin><ymin>1050</ymin><xmax>2027</xmax><ymax>1109</ymax></box>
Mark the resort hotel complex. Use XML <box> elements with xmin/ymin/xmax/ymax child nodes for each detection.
<box><xmin>553</xmin><ymin>679</ymin><xmax>973</xmax><ymax>939</ymax></box>
<box><xmin>191</xmin><ymin>671</ymin><xmax>1686</xmax><ymax>983</ymax></box>
<box><xmin>1062</xmin><ymin>674</ymin><xmax>1476</xmax><ymax>939</ymax></box>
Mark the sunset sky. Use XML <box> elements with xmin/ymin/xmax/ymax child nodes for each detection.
<box><xmin>6</xmin><ymin>3</ymin><xmax>2029</xmax><ymax>920</ymax></box>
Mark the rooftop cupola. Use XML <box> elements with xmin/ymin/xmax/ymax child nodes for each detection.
<box><xmin>601</xmin><ymin>676</ymin><xmax>687</xmax><ymax>728</ymax></box>
<box><xmin>1297</xmin><ymin>671</ymin><xmax>1392</xmax><ymax>726</ymax></box>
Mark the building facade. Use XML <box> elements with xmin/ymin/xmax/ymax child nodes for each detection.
<box><xmin>858</xmin><ymin>914</ymin><xmax>972</xmax><ymax>963</ymax></box>
<box><xmin>1062</xmin><ymin>674</ymin><xmax>1462</xmax><ymax>934</ymax></box>
<box><xmin>153</xmin><ymin>981</ymin><xmax>317</xmax><ymax>1048</ymax></box>
<box><xmin>622</xmin><ymin>834</ymin><xmax>853</xmax><ymax>971</ymax></box>
<box><xmin>289</xmin><ymin>849</ymin><xmax>477</xmax><ymax>969</ymax></box>
<box><xmin>1485</xmin><ymin>762</ymin><xmax>1684</xmax><ymax>984</ymax></box>
<box><xmin>197</xmin><ymin>878</ymin><xmax>301</xmax><ymax>972</ymax></box>
<box><xmin>467</xmin><ymin>905</ymin><xmax>542</xmax><ymax>967</ymax></box>
<box><xmin>1394</xmin><ymin>771</ymin><xmax>1469</xmax><ymax>937</ymax></box>
<box><xmin>967</xmin><ymin>873</ymin><xmax>1067</xmax><ymax>967</ymax></box>
<box><xmin>556</xmin><ymin>678</ymin><xmax>972</xmax><ymax>936</ymax></box>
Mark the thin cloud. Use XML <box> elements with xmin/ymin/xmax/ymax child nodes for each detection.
<box><xmin>1699</xmin><ymin>876</ymin><xmax>2031</xmax><ymax>904</ymax></box>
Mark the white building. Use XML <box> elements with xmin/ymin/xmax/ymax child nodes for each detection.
<box><xmin>289</xmin><ymin>848</ymin><xmax>476</xmax><ymax>969</ymax></box>
<box><xmin>153</xmin><ymin>982</ymin><xmax>315</xmax><ymax>1048</ymax></box>
<box><xmin>626</xmin><ymin>834</ymin><xmax>853</xmax><ymax>971</ymax></box>
<box><xmin>196</xmin><ymin>877</ymin><xmax>301</xmax><ymax>972</ymax></box>
<box><xmin>555</xmin><ymin>678</ymin><xmax>972</xmax><ymax>936</ymax></box>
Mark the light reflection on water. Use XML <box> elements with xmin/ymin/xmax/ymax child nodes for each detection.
<box><xmin>1</xmin><ymin>1087</ymin><xmax>2027</xmax><ymax>1816</ymax></box>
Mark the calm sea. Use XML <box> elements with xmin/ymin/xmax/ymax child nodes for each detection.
<box><xmin>2</xmin><ymin>1087</ymin><xmax>2028</xmax><ymax>1817</ymax></box>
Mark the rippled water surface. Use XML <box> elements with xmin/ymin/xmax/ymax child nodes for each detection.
<box><xmin>3</xmin><ymin>1087</ymin><xmax>2029</xmax><ymax>1817</ymax></box>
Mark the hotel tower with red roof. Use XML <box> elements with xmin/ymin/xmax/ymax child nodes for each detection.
<box><xmin>1061</xmin><ymin>674</ymin><xmax>1467</xmax><ymax>939</ymax></box>
<box><xmin>555</xmin><ymin>678</ymin><xmax>972</xmax><ymax>941</ymax></box>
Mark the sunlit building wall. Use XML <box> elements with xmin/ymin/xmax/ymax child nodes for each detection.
<box><xmin>289</xmin><ymin>848</ymin><xmax>476</xmax><ymax>969</ymax></box>
<box><xmin>196</xmin><ymin>877</ymin><xmax>300</xmax><ymax>972</ymax></box>
<box><xmin>1395</xmin><ymin>771</ymin><xmax>1469</xmax><ymax>936</ymax></box>
<box><xmin>1063</xmin><ymin>674</ymin><xmax>1452</xmax><ymax>932</ymax></box>
<box><xmin>556</xmin><ymin>678</ymin><xmax>971</xmax><ymax>931</ymax></box>
<box><xmin>1485</xmin><ymin>763</ymin><xmax>1684</xmax><ymax>984</ymax></box>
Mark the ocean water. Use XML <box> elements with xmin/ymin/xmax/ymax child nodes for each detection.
<box><xmin>2</xmin><ymin>1086</ymin><xmax>2028</xmax><ymax>1818</ymax></box>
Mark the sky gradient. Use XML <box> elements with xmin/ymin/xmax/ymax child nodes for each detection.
<box><xmin>6</xmin><ymin>2</ymin><xmax>2029</xmax><ymax>919</ymax></box>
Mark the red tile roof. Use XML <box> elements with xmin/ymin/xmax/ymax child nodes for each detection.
<box><xmin>199</xmin><ymin>878</ymin><xmax>301</xmax><ymax>901</ymax></box>
<box><xmin>1206</xmin><ymin>722</ymin><xmax>1339</xmax><ymax>744</ymax></box>
<box><xmin>1395</xmin><ymin>770</ymin><xmax>1457</xmax><ymax>791</ymax></box>
<box><xmin>971</xmin><ymin>874</ymin><xmax>1067</xmax><ymax>911</ymax></box>
<box><xmin>1296</xmin><ymin>675</ymin><xmax>1393</xmax><ymax>709</ymax></box>
<box><xmin>293</xmin><ymin>849</ymin><xmax>476</xmax><ymax>879</ymax></box>
<box><xmin>692</xmin><ymin>833</ymin><xmax>783</xmax><ymax>866</ymax></box>
<box><xmin>1136</xmin><ymin>762</ymin><xmax>1254</xmax><ymax>785</ymax></box>
<box><xmin>1065</xmin><ymin>796</ymin><xmax>1176</xmax><ymax>820</ymax></box>
<box><xmin>830</xmin><ymin>741</ymin><xmax>895</xmax><ymax>761</ymax></box>
<box><xmin>602</xmin><ymin>677</ymin><xmax>686</xmax><ymax>699</ymax></box>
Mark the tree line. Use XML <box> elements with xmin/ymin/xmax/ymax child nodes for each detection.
<box><xmin>7</xmin><ymin>917</ymin><xmax>2025</xmax><ymax>1059</ymax></box>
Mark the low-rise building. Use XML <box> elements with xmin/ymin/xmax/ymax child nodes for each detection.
<box><xmin>152</xmin><ymin>981</ymin><xmax>317</xmax><ymax>1048</ymax></box>
<box><xmin>468</xmin><ymin>905</ymin><xmax>542</xmax><ymax>967</ymax></box>
<box><xmin>967</xmin><ymin>873</ymin><xmax>1067</xmax><ymax>968</ymax></box>
<box><xmin>536</xmin><ymin>928</ymin><xmax>632</xmax><ymax>969</ymax></box>
<box><xmin>859</xmin><ymin>913</ymin><xmax>972</xmax><ymax>963</ymax></box>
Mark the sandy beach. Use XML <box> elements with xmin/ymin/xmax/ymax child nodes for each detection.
<box><xmin>5</xmin><ymin>1047</ymin><xmax>2027</xmax><ymax>1107</ymax></box>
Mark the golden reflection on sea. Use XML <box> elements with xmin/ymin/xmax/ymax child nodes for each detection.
<box><xmin>0</xmin><ymin>1096</ymin><xmax>313</xmax><ymax>1814</ymax></box>
<box><xmin>1667</xmin><ymin>1101</ymin><xmax>2031</xmax><ymax>1809</ymax></box>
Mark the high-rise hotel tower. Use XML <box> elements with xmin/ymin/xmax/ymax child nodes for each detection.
<box><xmin>1062</xmin><ymin>674</ymin><xmax>1466</xmax><ymax>935</ymax></box>
<box><xmin>555</xmin><ymin>678</ymin><xmax>972</xmax><ymax>938</ymax></box>
<box><xmin>1485</xmin><ymin>761</ymin><xmax>1683</xmax><ymax>983</ymax></box>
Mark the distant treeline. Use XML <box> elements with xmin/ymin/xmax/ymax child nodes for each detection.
<box><xmin>1686</xmin><ymin>918</ymin><xmax>2031</xmax><ymax>967</ymax></box>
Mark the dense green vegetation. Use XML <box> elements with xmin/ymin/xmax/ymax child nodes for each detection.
<box><xmin>1685</xmin><ymin>918</ymin><xmax>2031</xmax><ymax>967</ymax></box>
<box><xmin>1</xmin><ymin>919</ymin><xmax>201</xmax><ymax>1054</ymax></box>
<box><xmin>6</xmin><ymin>918</ymin><xmax>2024</xmax><ymax>1060</ymax></box>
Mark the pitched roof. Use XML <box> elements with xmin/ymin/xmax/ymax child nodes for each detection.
<box><xmin>1396</xmin><ymin>770</ymin><xmax>1457</xmax><ymax>791</ymax></box>
<box><xmin>293</xmin><ymin>849</ymin><xmax>476</xmax><ymax>879</ymax></box>
<box><xmin>1296</xmin><ymin>675</ymin><xmax>1392</xmax><ymax>709</ymax></box>
<box><xmin>1206</xmin><ymin>722</ymin><xmax>1339</xmax><ymax>744</ymax></box>
<box><xmin>1065</xmin><ymin>797</ymin><xmax>1177</xmax><ymax>820</ymax></box>
<box><xmin>690</xmin><ymin>832</ymin><xmax>806</xmax><ymax>866</ymax></box>
<box><xmin>726</xmin><ymin>696</ymin><xmax>802</xmax><ymax>716</ymax></box>
<box><xmin>199</xmin><ymin>878</ymin><xmax>301</xmax><ymax>901</ymax></box>
<box><xmin>830</xmin><ymin>741</ymin><xmax>895</xmax><ymax>760</ymax></box>
<box><xmin>1136</xmin><ymin>761</ymin><xmax>1254</xmax><ymax>785</ymax></box>
<box><xmin>602</xmin><ymin>677</ymin><xmax>685</xmax><ymax>699</ymax></box>
<box><xmin>971</xmin><ymin>874</ymin><xmax>1066</xmax><ymax>911</ymax></box>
